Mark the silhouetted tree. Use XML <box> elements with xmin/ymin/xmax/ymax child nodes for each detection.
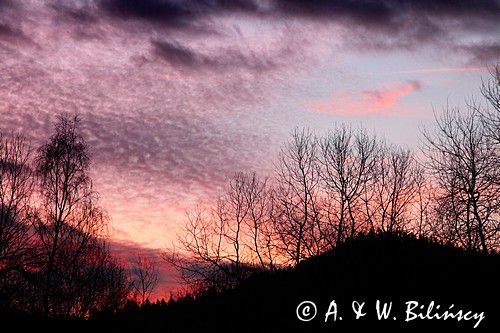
<box><xmin>275</xmin><ymin>128</ymin><xmax>324</xmax><ymax>264</ymax></box>
<box><xmin>167</xmin><ymin>172</ymin><xmax>278</xmax><ymax>291</ymax></box>
<box><xmin>168</xmin><ymin>66</ymin><xmax>500</xmax><ymax>298</ymax></box>
<box><xmin>131</xmin><ymin>254</ymin><xmax>159</xmax><ymax>305</ymax></box>
<box><xmin>480</xmin><ymin>63</ymin><xmax>500</xmax><ymax>144</ymax></box>
<box><xmin>413</xmin><ymin>166</ymin><xmax>435</xmax><ymax>238</ymax></box>
<box><xmin>423</xmin><ymin>104</ymin><xmax>499</xmax><ymax>253</ymax></box>
<box><xmin>0</xmin><ymin>133</ymin><xmax>38</xmax><ymax>311</ymax></box>
<box><xmin>32</xmin><ymin>114</ymin><xmax>109</xmax><ymax>317</ymax></box>
<box><xmin>0</xmin><ymin>133</ymin><xmax>35</xmax><ymax>276</ymax></box>
<box><xmin>242</xmin><ymin>173</ymin><xmax>278</xmax><ymax>271</ymax></box>
<box><xmin>318</xmin><ymin>125</ymin><xmax>378</xmax><ymax>242</ymax></box>
<box><xmin>368</xmin><ymin>143</ymin><xmax>421</xmax><ymax>233</ymax></box>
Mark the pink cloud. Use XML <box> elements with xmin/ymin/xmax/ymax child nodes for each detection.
<box><xmin>311</xmin><ymin>80</ymin><xmax>421</xmax><ymax>116</ymax></box>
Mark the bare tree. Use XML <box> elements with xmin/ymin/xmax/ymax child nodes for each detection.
<box><xmin>318</xmin><ymin>125</ymin><xmax>378</xmax><ymax>243</ymax></box>
<box><xmin>423</xmin><ymin>104</ymin><xmax>500</xmax><ymax>253</ymax></box>
<box><xmin>167</xmin><ymin>172</ymin><xmax>278</xmax><ymax>291</ymax></box>
<box><xmin>274</xmin><ymin>128</ymin><xmax>324</xmax><ymax>264</ymax></box>
<box><xmin>167</xmin><ymin>206</ymin><xmax>234</xmax><ymax>291</ymax></box>
<box><xmin>32</xmin><ymin>114</ymin><xmax>108</xmax><ymax>316</ymax></box>
<box><xmin>61</xmin><ymin>237</ymin><xmax>131</xmax><ymax>317</ymax></box>
<box><xmin>368</xmin><ymin>144</ymin><xmax>420</xmax><ymax>233</ymax></box>
<box><xmin>0</xmin><ymin>133</ymin><xmax>35</xmax><ymax>278</ymax></box>
<box><xmin>131</xmin><ymin>254</ymin><xmax>159</xmax><ymax>304</ymax></box>
<box><xmin>413</xmin><ymin>166</ymin><xmax>435</xmax><ymax>238</ymax></box>
<box><xmin>170</xmin><ymin>88</ymin><xmax>499</xmax><ymax>296</ymax></box>
<box><xmin>95</xmin><ymin>257</ymin><xmax>132</xmax><ymax>314</ymax></box>
<box><xmin>240</xmin><ymin>173</ymin><xmax>277</xmax><ymax>271</ymax></box>
<box><xmin>480</xmin><ymin>63</ymin><xmax>500</xmax><ymax>144</ymax></box>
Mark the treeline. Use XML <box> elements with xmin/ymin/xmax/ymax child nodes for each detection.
<box><xmin>97</xmin><ymin>232</ymin><xmax>500</xmax><ymax>330</ymax></box>
<box><xmin>0</xmin><ymin>115</ymin><xmax>158</xmax><ymax>318</ymax></box>
<box><xmin>166</xmin><ymin>65</ymin><xmax>499</xmax><ymax>292</ymax></box>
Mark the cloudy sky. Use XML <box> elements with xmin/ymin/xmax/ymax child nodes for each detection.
<box><xmin>1</xmin><ymin>1</ymin><xmax>498</xmax><ymax>285</ymax></box>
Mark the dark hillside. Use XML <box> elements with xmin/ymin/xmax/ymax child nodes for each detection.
<box><xmin>100</xmin><ymin>232</ymin><xmax>500</xmax><ymax>331</ymax></box>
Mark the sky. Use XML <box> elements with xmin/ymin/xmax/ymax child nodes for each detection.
<box><xmin>1</xmin><ymin>0</ymin><xmax>499</xmax><ymax>296</ymax></box>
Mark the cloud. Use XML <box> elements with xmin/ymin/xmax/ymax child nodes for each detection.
<box><xmin>0</xmin><ymin>2</ymin><xmax>35</xmax><ymax>44</ymax></box>
<box><xmin>49</xmin><ymin>2</ymin><xmax>100</xmax><ymax>24</ymax></box>
<box><xmin>0</xmin><ymin>22</ymin><xmax>281</xmax><ymax>246</ymax></box>
<box><xmin>460</xmin><ymin>42</ymin><xmax>500</xmax><ymax>65</ymax></box>
<box><xmin>100</xmin><ymin>0</ymin><xmax>195</xmax><ymax>28</ymax></box>
<box><xmin>74</xmin><ymin>1</ymin><xmax>498</xmax><ymax>65</ymax></box>
<box><xmin>0</xmin><ymin>24</ymin><xmax>36</xmax><ymax>47</ymax></box>
<box><xmin>0</xmin><ymin>22</ymin><xmax>16</xmax><ymax>37</ymax></box>
<box><xmin>0</xmin><ymin>0</ymin><xmax>495</xmax><ymax>70</ymax></box>
<box><xmin>152</xmin><ymin>40</ymin><xmax>200</xmax><ymax>67</ymax></box>
<box><xmin>100</xmin><ymin>0</ymin><xmax>261</xmax><ymax>21</ymax></box>
<box><xmin>152</xmin><ymin>39</ymin><xmax>277</xmax><ymax>71</ymax></box>
<box><xmin>95</xmin><ymin>0</ymin><xmax>500</xmax><ymax>27</ymax></box>
<box><xmin>311</xmin><ymin>80</ymin><xmax>422</xmax><ymax>116</ymax></box>
<box><xmin>274</xmin><ymin>0</ymin><xmax>499</xmax><ymax>20</ymax></box>
<box><xmin>12</xmin><ymin>0</ymin><xmax>490</xmax><ymax>70</ymax></box>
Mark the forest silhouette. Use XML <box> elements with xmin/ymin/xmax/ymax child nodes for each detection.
<box><xmin>0</xmin><ymin>66</ymin><xmax>498</xmax><ymax>330</ymax></box>
<box><xmin>94</xmin><ymin>232</ymin><xmax>500</xmax><ymax>331</ymax></box>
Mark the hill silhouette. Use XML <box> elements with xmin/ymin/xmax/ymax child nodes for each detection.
<box><xmin>95</xmin><ymin>232</ymin><xmax>499</xmax><ymax>331</ymax></box>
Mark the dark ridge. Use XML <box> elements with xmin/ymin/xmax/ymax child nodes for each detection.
<box><xmin>91</xmin><ymin>232</ymin><xmax>500</xmax><ymax>331</ymax></box>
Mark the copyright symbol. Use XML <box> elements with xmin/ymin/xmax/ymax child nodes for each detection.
<box><xmin>296</xmin><ymin>301</ymin><xmax>317</xmax><ymax>322</ymax></box>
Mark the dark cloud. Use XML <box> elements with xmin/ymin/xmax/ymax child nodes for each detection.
<box><xmin>100</xmin><ymin>0</ymin><xmax>261</xmax><ymax>21</ymax></box>
<box><xmin>0</xmin><ymin>1</ymin><xmax>26</xmax><ymax>41</ymax></box>
<box><xmin>274</xmin><ymin>0</ymin><xmax>499</xmax><ymax>19</ymax></box>
<box><xmin>0</xmin><ymin>22</ymin><xmax>34</xmax><ymax>45</ymax></box>
<box><xmin>152</xmin><ymin>39</ymin><xmax>276</xmax><ymax>71</ymax></box>
<box><xmin>0</xmin><ymin>0</ymin><xmax>491</xmax><ymax>68</ymax></box>
<box><xmin>460</xmin><ymin>43</ymin><xmax>500</xmax><ymax>65</ymax></box>
<box><xmin>50</xmin><ymin>2</ymin><xmax>100</xmax><ymax>24</ymax></box>
<box><xmin>275</xmin><ymin>0</ymin><xmax>394</xmax><ymax>25</ymax></box>
<box><xmin>95</xmin><ymin>0</ymin><xmax>500</xmax><ymax>29</ymax></box>
<box><xmin>271</xmin><ymin>0</ymin><xmax>499</xmax><ymax>60</ymax></box>
<box><xmin>0</xmin><ymin>22</ymin><xmax>15</xmax><ymax>36</ymax></box>
<box><xmin>97</xmin><ymin>0</ymin><xmax>262</xmax><ymax>34</ymax></box>
<box><xmin>100</xmin><ymin>0</ymin><xmax>194</xmax><ymax>27</ymax></box>
<box><xmin>152</xmin><ymin>40</ymin><xmax>201</xmax><ymax>67</ymax></box>
<box><xmin>0</xmin><ymin>0</ymin><xmax>14</xmax><ymax>8</ymax></box>
<box><xmin>90</xmin><ymin>0</ymin><xmax>500</xmax><ymax>65</ymax></box>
